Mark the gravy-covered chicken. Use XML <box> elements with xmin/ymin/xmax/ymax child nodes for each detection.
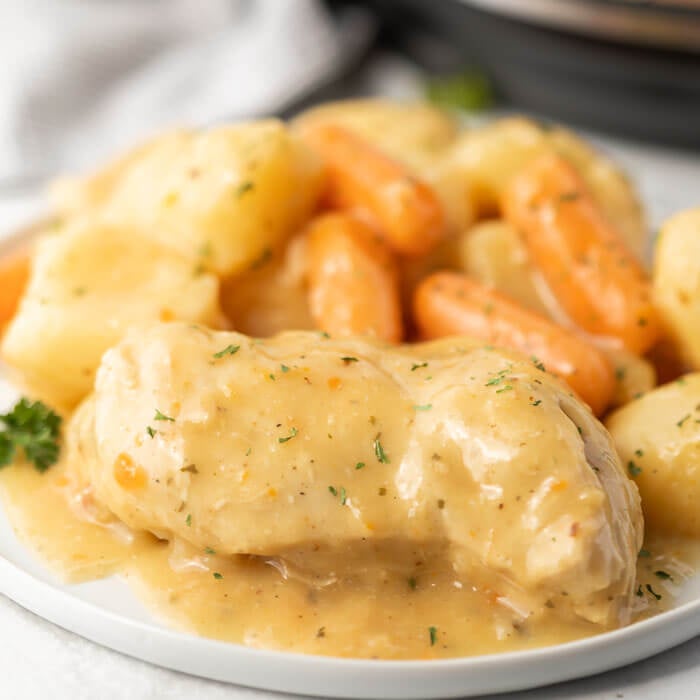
<box><xmin>70</xmin><ymin>322</ymin><xmax>642</xmax><ymax>628</ymax></box>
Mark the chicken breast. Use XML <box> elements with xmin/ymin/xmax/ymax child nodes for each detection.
<box><xmin>69</xmin><ymin>322</ymin><xmax>642</xmax><ymax>627</ymax></box>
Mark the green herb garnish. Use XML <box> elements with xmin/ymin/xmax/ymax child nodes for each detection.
<box><xmin>278</xmin><ymin>427</ymin><xmax>298</xmax><ymax>444</ymax></box>
<box><xmin>628</xmin><ymin>461</ymin><xmax>642</xmax><ymax>477</ymax></box>
<box><xmin>213</xmin><ymin>344</ymin><xmax>240</xmax><ymax>359</ymax></box>
<box><xmin>429</xmin><ymin>626</ymin><xmax>438</xmax><ymax>646</ymax></box>
<box><xmin>425</xmin><ymin>70</ymin><xmax>493</xmax><ymax>112</ymax></box>
<box><xmin>373</xmin><ymin>435</ymin><xmax>390</xmax><ymax>464</ymax></box>
<box><xmin>154</xmin><ymin>409</ymin><xmax>175</xmax><ymax>422</ymax></box>
<box><xmin>0</xmin><ymin>398</ymin><xmax>62</xmax><ymax>472</ymax></box>
<box><xmin>646</xmin><ymin>584</ymin><xmax>662</xmax><ymax>600</ymax></box>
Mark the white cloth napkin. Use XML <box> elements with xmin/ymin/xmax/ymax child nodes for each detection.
<box><xmin>0</xmin><ymin>0</ymin><xmax>374</xmax><ymax>186</ymax></box>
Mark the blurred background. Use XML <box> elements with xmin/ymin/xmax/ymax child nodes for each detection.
<box><xmin>2</xmin><ymin>0</ymin><xmax>700</xmax><ymax>227</ymax></box>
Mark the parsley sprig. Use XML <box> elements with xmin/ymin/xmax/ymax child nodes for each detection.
<box><xmin>0</xmin><ymin>398</ymin><xmax>62</xmax><ymax>472</ymax></box>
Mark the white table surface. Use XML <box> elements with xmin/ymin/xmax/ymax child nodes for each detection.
<box><xmin>2</xmin><ymin>132</ymin><xmax>700</xmax><ymax>700</ymax></box>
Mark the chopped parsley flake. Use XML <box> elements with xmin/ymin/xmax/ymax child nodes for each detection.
<box><xmin>429</xmin><ymin>626</ymin><xmax>438</xmax><ymax>646</ymax></box>
<box><xmin>373</xmin><ymin>435</ymin><xmax>390</xmax><ymax>463</ymax></box>
<box><xmin>413</xmin><ymin>404</ymin><xmax>433</xmax><ymax>411</ymax></box>
<box><xmin>205</xmin><ymin>547</ymin><xmax>216</xmax><ymax>555</ymax></box>
<box><xmin>355</xmin><ymin>462</ymin><xmax>365</xmax><ymax>470</ymax></box>
<box><xmin>213</xmin><ymin>344</ymin><xmax>240</xmax><ymax>359</ymax></box>
<box><xmin>638</xmin><ymin>548</ymin><xmax>651</xmax><ymax>558</ymax></box>
<box><xmin>278</xmin><ymin>427</ymin><xmax>298</xmax><ymax>444</ymax></box>
<box><xmin>185</xmin><ymin>514</ymin><xmax>192</xmax><ymax>527</ymax></box>
<box><xmin>495</xmin><ymin>385</ymin><xmax>513</xmax><ymax>394</ymax></box>
<box><xmin>340</xmin><ymin>487</ymin><xmax>347</xmax><ymax>506</ymax></box>
<box><xmin>677</xmin><ymin>414</ymin><xmax>691</xmax><ymax>428</ymax></box>
<box><xmin>236</xmin><ymin>181</ymin><xmax>255</xmax><ymax>197</ymax></box>
<box><xmin>341</xmin><ymin>357</ymin><xmax>359</xmax><ymax>364</ymax></box>
<box><xmin>280</xmin><ymin>364</ymin><xmax>290</xmax><ymax>373</ymax></box>
<box><xmin>250</xmin><ymin>248</ymin><xmax>272</xmax><ymax>270</ymax></box>
<box><xmin>146</xmin><ymin>426</ymin><xmax>156</xmax><ymax>439</ymax></box>
<box><xmin>646</xmin><ymin>584</ymin><xmax>662</xmax><ymax>600</ymax></box>
<box><xmin>531</xmin><ymin>356</ymin><xmax>546</xmax><ymax>372</ymax></box>
<box><xmin>213</xmin><ymin>572</ymin><xmax>223</xmax><ymax>580</ymax></box>
<box><xmin>530</xmin><ymin>399</ymin><xmax>542</xmax><ymax>407</ymax></box>
<box><xmin>628</xmin><ymin>461</ymin><xmax>642</xmax><ymax>477</ymax></box>
<box><xmin>408</xmin><ymin>577</ymin><xmax>417</xmax><ymax>590</ymax></box>
<box><xmin>328</xmin><ymin>485</ymin><xmax>337</xmax><ymax>497</ymax></box>
<box><xmin>411</xmin><ymin>362</ymin><xmax>428</xmax><ymax>371</ymax></box>
<box><xmin>635</xmin><ymin>449</ymin><xmax>644</xmax><ymax>458</ymax></box>
<box><xmin>154</xmin><ymin>409</ymin><xmax>175</xmax><ymax>422</ymax></box>
<box><xmin>654</xmin><ymin>570</ymin><xmax>672</xmax><ymax>581</ymax></box>
<box><xmin>486</xmin><ymin>368</ymin><xmax>511</xmax><ymax>387</ymax></box>
<box><xmin>558</xmin><ymin>191</ymin><xmax>580</xmax><ymax>203</ymax></box>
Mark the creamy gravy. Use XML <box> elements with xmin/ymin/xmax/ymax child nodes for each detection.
<box><xmin>1</xmin><ymin>459</ymin><xmax>697</xmax><ymax>660</ymax></box>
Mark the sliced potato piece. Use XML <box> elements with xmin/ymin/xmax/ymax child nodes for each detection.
<box><xmin>607</xmin><ymin>374</ymin><xmax>700</xmax><ymax>536</ymax></box>
<box><xmin>220</xmin><ymin>234</ymin><xmax>314</xmax><ymax>337</ymax></box>
<box><xmin>1</xmin><ymin>218</ymin><xmax>222</xmax><ymax>407</ymax></box>
<box><xmin>653</xmin><ymin>209</ymin><xmax>700</xmax><ymax>369</ymax></box>
<box><xmin>456</xmin><ymin>219</ymin><xmax>549</xmax><ymax>316</ymax></box>
<box><xmin>50</xmin><ymin>121</ymin><xmax>324</xmax><ymax>275</ymax></box>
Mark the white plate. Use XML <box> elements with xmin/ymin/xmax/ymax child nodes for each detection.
<box><xmin>1</xmin><ymin>217</ymin><xmax>700</xmax><ymax>699</ymax></box>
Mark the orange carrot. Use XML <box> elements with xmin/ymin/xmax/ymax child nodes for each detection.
<box><xmin>307</xmin><ymin>212</ymin><xmax>403</xmax><ymax>342</ymax></box>
<box><xmin>502</xmin><ymin>153</ymin><xmax>658</xmax><ymax>355</ymax></box>
<box><xmin>413</xmin><ymin>271</ymin><xmax>615</xmax><ymax>415</ymax></box>
<box><xmin>0</xmin><ymin>248</ymin><xmax>30</xmax><ymax>326</ymax></box>
<box><xmin>299</xmin><ymin>123</ymin><xmax>446</xmax><ymax>257</ymax></box>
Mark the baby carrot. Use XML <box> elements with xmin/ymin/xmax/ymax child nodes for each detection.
<box><xmin>306</xmin><ymin>213</ymin><xmax>403</xmax><ymax>343</ymax></box>
<box><xmin>299</xmin><ymin>123</ymin><xmax>446</xmax><ymax>257</ymax></box>
<box><xmin>413</xmin><ymin>271</ymin><xmax>615</xmax><ymax>415</ymax></box>
<box><xmin>502</xmin><ymin>153</ymin><xmax>658</xmax><ymax>355</ymax></box>
<box><xmin>0</xmin><ymin>247</ymin><xmax>30</xmax><ymax>326</ymax></box>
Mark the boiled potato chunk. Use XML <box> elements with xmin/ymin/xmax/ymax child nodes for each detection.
<box><xmin>456</xmin><ymin>220</ymin><xmax>549</xmax><ymax>316</ymax></box>
<box><xmin>50</xmin><ymin>121</ymin><xmax>324</xmax><ymax>275</ymax></box>
<box><xmin>220</xmin><ymin>234</ymin><xmax>315</xmax><ymax>336</ymax></box>
<box><xmin>607</xmin><ymin>374</ymin><xmax>700</xmax><ymax>536</ymax></box>
<box><xmin>294</xmin><ymin>98</ymin><xmax>458</xmax><ymax>172</ymax></box>
<box><xmin>446</xmin><ymin>118</ymin><xmax>647</xmax><ymax>258</ymax></box>
<box><xmin>653</xmin><ymin>209</ymin><xmax>700</xmax><ymax>369</ymax></box>
<box><xmin>1</xmin><ymin>219</ymin><xmax>222</xmax><ymax>407</ymax></box>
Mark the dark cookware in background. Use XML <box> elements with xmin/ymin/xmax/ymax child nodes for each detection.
<box><xmin>337</xmin><ymin>0</ymin><xmax>700</xmax><ymax>148</ymax></box>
